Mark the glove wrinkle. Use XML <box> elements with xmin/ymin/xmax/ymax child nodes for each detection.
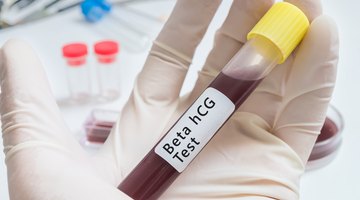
<box><xmin>153</xmin><ymin>41</ymin><xmax>192</xmax><ymax>65</ymax></box>
<box><xmin>4</xmin><ymin>141</ymin><xmax>71</xmax><ymax>163</ymax></box>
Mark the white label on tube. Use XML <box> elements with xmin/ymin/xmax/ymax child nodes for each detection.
<box><xmin>155</xmin><ymin>88</ymin><xmax>235</xmax><ymax>172</ymax></box>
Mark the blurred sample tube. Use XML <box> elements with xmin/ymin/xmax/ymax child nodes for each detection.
<box><xmin>62</xmin><ymin>43</ymin><xmax>92</xmax><ymax>103</ymax></box>
<box><xmin>94</xmin><ymin>40</ymin><xmax>121</xmax><ymax>101</ymax></box>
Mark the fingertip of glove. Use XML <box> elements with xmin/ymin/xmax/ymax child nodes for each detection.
<box><xmin>311</xmin><ymin>15</ymin><xmax>339</xmax><ymax>45</ymax></box>
<box><xmin>286</xmin><ymin>0</ymin><xmax>322</xmax><ymax>21</ymax></box>
<box><xmin>1</xmin><ymin>39</ymin><xmax>44</xmax><ymax>77</ymax></box>
<box><xmin>2</xmin><ymin>39</ymin><xmax>33</xmax><ymax>57</ymax></box>
<box><xmin>307</xmin><ymin>15</ymin><xmax>339</xmax><ymax>62</ymax></box>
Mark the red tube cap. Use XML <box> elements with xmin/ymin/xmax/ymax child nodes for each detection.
<box><xmin>62</xmin><ymin>43</ymin><xmax>88</xmax><ymax>58</ymax></box>
<box><xmin>94</xmin><ymin>40</ymin><xmax>119</xmax><ymax>55</ymax></box>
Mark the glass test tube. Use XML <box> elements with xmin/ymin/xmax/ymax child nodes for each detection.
<box><xmin>104</xmin><ymin>14</ymin><xmax>150</xmax><ymax>52</ymax></box>
<box><xmin>62</xmin><ymin>43</ymin><xmax>92</xmax><ymax>103</ymax></box>
<box><xmin>118</xmin><ymin>3</ymin><xmax>309</xmax><ymax>200</ymax></box>
<box><xmin>94</xmin><ymin>40</ymin><xmax>121</xmax><ymax>102</ymax></box>
<box><xmin>81</xmin><ymin>0</ymin><xmax>150</xmax><ymax>52</ymax></box>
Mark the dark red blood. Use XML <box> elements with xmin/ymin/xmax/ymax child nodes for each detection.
<box><xmin>86</xmin><ymin>134</ymin><xmax>108</xmax><ymax>143</ymax></box>
<box><xmin>316</xmin><ymin>117</ymin><xmax>338</xmax><ymax>143</ymax></box>
<box><xmin>118</xmin><ymin>72</ymin><xmax>263</xmax><ymax>200</ymax></box>
<box><xmin>308</xmin><ymin>117</ymin><xmax>340</xmax><ymax>161</ymax></box>
<box><xmin>95</xmin><ymin>121</ymin><xmax>114</xmax><ymax>128</ymax></box>
<box><xmin>86</xmin><ymin>121</ymin><xmax>114</xmax><ymax>143</ymax></box>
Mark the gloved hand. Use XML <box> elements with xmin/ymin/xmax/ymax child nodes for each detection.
<box><xmin>0</xmin><ymin>0</ymin><xmax>338</xmax><ymax>199</ymax></box>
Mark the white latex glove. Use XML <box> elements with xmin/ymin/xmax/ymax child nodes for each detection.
<box><xmin>0</xmin><ymin>0</ymin><xmax>338</xmax><ymax>199</ymax></box>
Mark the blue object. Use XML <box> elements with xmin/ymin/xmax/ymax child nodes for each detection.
<box><xmin>81</xmin><ymin>0</ymin><xmax>112</xmax><ymax>23</ymax></box>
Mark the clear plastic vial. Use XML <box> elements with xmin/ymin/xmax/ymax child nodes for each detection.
<box><xmin>118</xmin><ymin>3</ymin><xmax>310</xmax><ymax>200</ymax></box>
<box><xmin>81</xmin><ymin>109</ymin><xmax>118</xmax><ymax>149</ymax></box>
<box><xmin>62</xmin><ymin>43</ymin><xmax>92</xmax><ymax>103</ymax></box>
<box><xmin>94</xmin><ymin>40</ymin><xmax>121</xmax><ymax>102</ymax></box>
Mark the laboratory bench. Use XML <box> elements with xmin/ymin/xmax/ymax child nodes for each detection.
<box><xmin>0</xmin><ymin>0</ymin><xmax>359</xmax><ymax>199</ymax></box>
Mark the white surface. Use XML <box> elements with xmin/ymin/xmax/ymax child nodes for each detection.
<box><xmin>0</xmin><ymin>0</ymin><xmax>359</xmax><ymax>199</ymax></box>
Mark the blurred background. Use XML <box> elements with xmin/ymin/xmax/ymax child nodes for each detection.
<box><xmin>0</xmin><ymin>0</ymin><xmax>359</xmax><ymax>199</ymax></box>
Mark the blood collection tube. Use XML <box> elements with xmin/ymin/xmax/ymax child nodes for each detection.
<box><xmin>119</xmin><ymin>3</ymin><xmax>310</xmax><ymax>199</ymax></box>
<box><xmin>62</xmin><ymin>43</ymin><xmax>92</xmax><ymax>103</ymax></box>
<box><xmin>94</xmin><ymin>40</ymin><xmax>121</xmax><ymax>101</ymax></box>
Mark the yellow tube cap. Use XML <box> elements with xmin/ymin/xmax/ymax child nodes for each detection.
<box><xmin>247</xmin><ymin>2</ymin><xmax>309</xmax><ymax>63</ymax></box>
